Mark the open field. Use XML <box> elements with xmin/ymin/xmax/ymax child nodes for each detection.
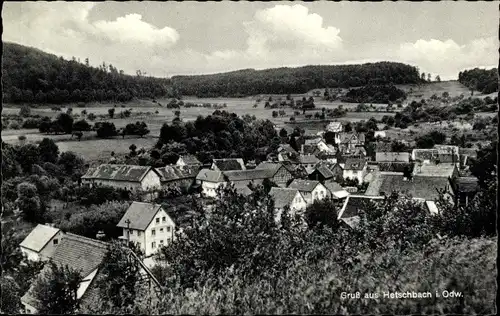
<box><xmin>395</xmin><ymin>80</ymin><xmax>493</xmax><ymax>102</ymax></box>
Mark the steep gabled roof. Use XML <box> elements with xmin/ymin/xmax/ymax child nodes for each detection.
<box><xmin>414</xmin><ymin>163</ymin><xmax>456</xmax><ymax>178</ymax></box>
<box><xmin>365</xmin><ymin>173</ymin><xmax>450</xmax><ymax>201</ymax></box>
<box><xmin>311</xmin><ymin>164</ymin><xmax>335</xmax><ymax>179</ymax></box>
<box><xmin>344</xmin><ymin>158</ymin><xmax>366</xmax><ymax>171</ymax></box>
<box><xmin>177</xmin><ymin>155</ymin><xmax>201</xmax><ymax>165</ymax></box>
<box><xmin>288</xmin><ymin>179</ymin><xmax>321</xmax><ymax>192</ymax></box>
<box><xmin>212</xmin><ymin>158</ymin><xmax>245</xmax><ymax>171</ymax></box>
<box><xmin>155</xmin><ymin>165</ymin><xmax>198</xmax><ymax>182</ymax></box>
<box><xmin>20</xmin><ymin>224</ymin><xmax>61</xmax><ymax>252</ymax></box>
<box><xmin>196</xmin><ymin>169</ymin><xmax>225</xmax><ymax>182</ymax></box>
<box><xmin>277</xmin><ymin>144</ymin><xmax>298</xmax><ymax>156</ymax></box>
<box><xmin>376</xmin><ymin>152</ymin><xmax>410</xmax><ymax>162</ymax></box>
<box><xmin>21</xmin><ymin>233</ymin><xmax>109</xmax><ymax>310</ymax></box>
<box><xmin>298</xmin><ymin>154</ymin><xmax>320</xmax><ymax>165</ymax></box>
<box><xmin>338</xmin><ymin>195</ymin><xmax>385</xmax><ymax>219</ymax></box>
<box><xmin>224</xmin><ymin>168</ymin><xmax>277</xmax><ymax>181</ymax></box>
<box><xmin>117</xmin><ymin>202</ymin><xmax>164</xmax><ymax>231</ymax></box>
<box><xmin>269</xmin><ymin>187</ymin><xmax>302</xmax><ymax>209</ymax></box>
<box><xmin>81</xmin><ymin>164</ymin><xmax>155</xmax><ymax>182</ymax></box>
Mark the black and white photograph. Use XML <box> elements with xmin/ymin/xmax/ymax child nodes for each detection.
<box><xmin>1</xmin><ymin>1</ymin><xmax>497</xmax><ymax>314</ymax></box>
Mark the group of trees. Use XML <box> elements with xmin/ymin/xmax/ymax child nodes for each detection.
<box><xmin>172</xmin><ymin>62</ymin><xmax>422</xmax><ymax>97</ymax></box>
<box><xmin>341</xmin><ymin>84</ymin><xmax>407</xmax><ymax>104</ymax></box>
<box><xmin>458</xmin><ymin>68</ymin><xmax>498</xmax><ymax>95</ymax></box>
<box><xmin>156</xmin><ymin>110</ymin><xmax>280</xmax><ymax>164</ymax></box>
<box><xmin>2</xmin><ymin>42</ymin><xmax>175</xmax><ymax>104</ymax></box>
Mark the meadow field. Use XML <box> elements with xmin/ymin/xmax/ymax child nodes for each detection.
<box><xmin>3</xmin><ymin>80</ymin><xmax>494</xmax><ymax>161</ymax></box>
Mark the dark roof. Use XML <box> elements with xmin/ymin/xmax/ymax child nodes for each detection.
<box><xmin>323</xmin><ymin>180</ymin><xmax>344</xmax><ymax>193</ymax></box>
<box><xmin>269</xmin><ymin>187</ymin><xmax>302</xmax><ymax>209</ymax></box>
<box><xmin>339</xmin><ymin>195</ymin><xmax>384</xmax><ymax>219</ymax></box>
<box><xmin>302</xmin><ymin>144</ymin><xmax>320</xmax><ymax>155</ymax></box>
<box><xmin>20</xmin><ymin>224</ymin><xmax>60</xmax><ymax>252</ymax></box>
<box><xmin>288</xmin><ymin>179</ymin><xmax>321</xmax><ymax>192</ymax></box>
<box><xmin>344</xmin><ymin>158</ymin><xmax>366</xmax><ymax>171</ymax></box>
<box><xmin>196</xmin><ymin>169</ymin><xmax>225</xmax><ymax>182</ymax></box>
<box><xmin>338</xmin><ymin>132</ymin><xmax>365</xmax><ymax>144</ymax></box>
<box><xmin>255</xmin><ymin>162</ymin><xmax>284</xmax><ymax>173</ymax></box>
<box><xmin>414</xmin><ymin>163</ymin><xmax>456</xmax><ymax>178</ymax></box>
<box><xmin>378</xmin><ymin>162</ymin><xmax>413</xmax><ymax>173</ymax></box>
<box><xmin>375</xmin><ymin>152</ymin><xmax>410</xmax><ymax>162</ymax></box>
<box><xmin>452</xmin><ymin>177</ymin><xmax>479</xmax><ymax>193</ymax></box>
<box><xmin>224</xmin><ymin>168</ymin><xmax>277</xmax><ymax>181</ymax></box>
<box><xmin>298</xmin><ymin>154</ymin><xmax>320</xmax><ymax>164</ymax></box>
<box><xmin>311</xmin><ymin>164</ymin><xmax>335</xmax><ymax>179</ymax></box>
<box><xmin>51</xmin><ymin>233</ymin><xmax>109</xmax><ymax>277</ymax></box>
<box><xmin>117</xmin><ymin>202</ymin><xmax>164</xmax><ymax>230</ymax></box>
<box><xmin>365</xmin><ymin>173</ymin><xmax>450</xmax><ymax>200</ymax></box>
<box><xmin>81</xmin><ymin>164</ymin><xmax>155</xmax><ymax>182</ymax></box>
<box><xmin>178</xmin><ymin>155</ymin><xmax>201</xmax><ymax>165</ymax></box>
<box><xmin>212</xmin><ymin>158</ymin><xmax>245</xmax><ymax>171</ymax></box>
<box><xmin>155</xmin><ymin>165</ymin><xmax>198</xmax><ymax>182</ymax></box>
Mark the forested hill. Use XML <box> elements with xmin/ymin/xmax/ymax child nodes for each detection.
<box><xmin>171</xmin><ymin>62</ymin><xmax>423</xmax><ymax>97</ymax></box>
<box><xmin>458</xmin><ymin>68</ymin><xmax>498</xmax><ymax>94</ymax></box>
<box><xmin>2</xmin><ymin>42</ymin><xmax>176</xmax><ymax>104</ymax></box>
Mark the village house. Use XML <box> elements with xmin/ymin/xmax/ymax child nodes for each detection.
<box><xmin>254</xmin><ymin>162</ymin><xmax>294</xmax><ymax>186</ymax></box>
<box><xmin>81</xmin><ymin>164</ymin><xmax>162</xmax><ymax>192</ymax></box>
<box><xmin>195</xmin><ymin>169</ymin><xmax>226</xmax><ymax>198</ymax></box>
<box><xmin>374</xmin><ymin>131</ymin><xmax>387</xmax><ymax>139</ymax></box>
<box><xmin>21</xmin><ymin>233</ymin><xmax>161</xmax><ymax>314</ymax></box>
<box><xmin>155</xmin><ymin>165</ymin><xmax>198</xmax><ymax>192</ymax></box>
<box><xmin>287</xmin><ymin>179</ymin><xmax>330</xmax><ymax>205</ymax></box>
<box><xmin>326</xmin><ymin>121</ymin><xmax>343</xmax><ymax>133</ymax></box>
<box><xmin>413</xmin><ymin>162</ymin><xmax>459</xmax><ymax>178</ymax></box>
<box><xmin>323</xmin><ymin>180</ymin><xmax>349</xmax><ymax>200</ymax></box>
<box><xmin>308</xmin><ymin>163</ymin><xmax>335</xmax><ymax>182</ymax></box>
<box><xmin>176</xmin><ymin>155</ymin><xmax>202</xmax><ymax>167</ymax></box>
<box><xmin>412</xmin><ymin>146</ymin><xmax>460</xmax><ymax>165</ymax></box>
<box><xmin>297</xmin><ymin>154</ymin><xmax>320</xmax><ymax>172</ymax></box>
<box><xmin>449</xmin><ymin>176</ymin><xmax>480</xmax><ymax>207</ymax></box>
<box><xmin>335</xmin><ymin>132</ymin><xmax>365</xmax><ymax>153</ymax></box>
<box><xmin>117</xmin><ymin>202</ymin><xmax>176</xmax><ymax>257</ymax></box>
<box><xmin>342</xmin><ymin>158</ymin><xmax>368</xmax><ymax>184</ymax></box>
<box><xmin>268</xmin><ymin>187</ymin><xmax>307</xmax><ymax>222</ymax></box>
<box><xmin>365</xmin><ymin>172</ymin><xmax>452</xmax><ymax>201</ymax></box>
<box><xmin>375</xmin><ymin>152</ymin><xmax>410</xmax><ymax>163</ymax></box>
<box><xmin>19</xmin><ymin>224</ymin><xmax>64</xmax><ymax>262</ymax></box>
<box><xmin>277</xmin><ymin>144</ymin><xmax>299</xmax><ymax>162</ymax></box>
<box><xmin>338</xmin><ymin>195</ymin><xmax>385</xmax><ymax>228</ymax></box>
<box><xmin>211</xmin><ymin>158</ymin><xmax>246</xmax><ymax>171</ymax></box>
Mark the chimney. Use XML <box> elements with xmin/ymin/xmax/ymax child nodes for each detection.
<box><xmin>44</xmin><ymin>223</ymin><xmax>55</xmax><ymax>228</ymax></box>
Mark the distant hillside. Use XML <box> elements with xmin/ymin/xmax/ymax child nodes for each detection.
<box><xmin>171</xmin><ymin>62</ymin><xmax>423</xmax><ymax>97</ymax></box>
<box><xmin>2</xmin><ymin>42</ymin><xmax>176</xmax><ymax>104</ymax></box>
<box><xmin>458</xmin><ymin>68</ymin><xmax>498</xmax><ymax>94</ymax></box>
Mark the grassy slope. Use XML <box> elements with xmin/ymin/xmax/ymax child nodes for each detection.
<box><xmin>152</xmin><ymin>237</ymin><xmax>496</xmax><ymax>315</ymax></box>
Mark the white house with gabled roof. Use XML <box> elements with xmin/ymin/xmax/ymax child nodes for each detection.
<box><xmin>117</xmin><ymin>202</ymin><xmax>176</xmax><ymax>257</ymax></box>
<box><xmin>19</xmin><ymin>224</ymin><xmax>65</xmax><ymax>262</ymax></box>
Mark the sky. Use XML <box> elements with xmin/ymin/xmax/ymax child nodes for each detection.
<box><xmin>3</xmin><ymin>1</ymin><xmax>498</xmax><ymax>80</ymax></box>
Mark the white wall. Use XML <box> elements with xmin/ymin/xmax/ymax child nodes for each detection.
<box><xmin>141</xmin><ymin>170</ymin><xmax>162</xmax><ymax>191</ymax></box>
<box><xmin>343</xmin><ymin>168</ymin><xmax>366</xmax><ymax>184</ymax></box>
<box><xmin>144</xmin><ymin>208</ymin><xmax>176</xmax><ymax>257</ymax></box>
<box><xmin>311</xmin><ymin>183</ymin><xmax>330</xmax><ymax>203</ymax></box>
<box><xmin>201</xmin><ymin>181</ymin><xmax>224</xmax><ymax>198</ymax></box>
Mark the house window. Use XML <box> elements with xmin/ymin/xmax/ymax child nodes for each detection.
<box><xmin>152</xmin><ymin>242</ymin><xmax>156</xmax><ymax>249</ymax></box>
<box><xmin>160</xmin><ymin>228</ymin><xmax>164</xmax><ymax>233</ymax></box>
<box><xmin>53</xmin><ymin>239</ymin><xmax>59</xmax><ymax>245</ymax></box>
<box><xmin>137</xmin><ymin>231</ymin><xmax>142</xmax><ymax>237</ymax></box>
<box><xmin>151</xmin><ymin>229</ymin><xmax>156</xmax><ymax>236</ymax></box>
<box><xmin>130</xmin><ymin>230</ymin><xmax>133</xmax><ymax>235</ymax></box>
<box><xmin>156</xmin><ymin>218</ymin><xmax>160</xmax><ymax>224</ymax></box>
<box><xmin>166</xmin><ymin>226</ymin><xmax>171</xmax><ymax>233</ymax></box>
<box><xmin>162</xmin><ymin>216</ymin><xmax>166</xmax><ymax>223</ymax></box>
<box><xmin>160</xmin><ymin>240</ymin><xmax>164</xmax><ymax>244</ymax></box>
